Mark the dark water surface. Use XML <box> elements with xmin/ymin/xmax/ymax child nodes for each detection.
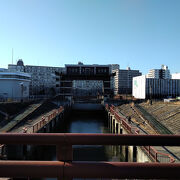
<box><xmin>13</xmin><ymin>109</ymin><xmax>125</xmax><ymax>180</ymax></box>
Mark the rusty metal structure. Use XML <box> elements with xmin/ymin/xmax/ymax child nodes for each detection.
<box><xmin>0</xmin><ymin>133</ymin><xmax>180</xmax><ymax>179</ymax></box>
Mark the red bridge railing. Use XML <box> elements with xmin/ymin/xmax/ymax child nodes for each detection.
<box><xmin>0</xmin><ymin>133</ymin><xmax>179</xmax><ymax>179</ymax></box>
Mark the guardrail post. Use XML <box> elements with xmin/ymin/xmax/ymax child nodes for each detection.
<box><xmin>56</xmin><ymin>144</ymin><xmax>73</xmax><ymax>180</ymax></box>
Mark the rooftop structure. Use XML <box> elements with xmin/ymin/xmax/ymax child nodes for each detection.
<box><xmin>65</xmin><ymin>63</ymin><xmax>111</xmax><ymax>75</ymax></box>
<box><xmin>109</xmin><ymin>64</ymin><xmax>120</xmax><ymax>72</ymax></box>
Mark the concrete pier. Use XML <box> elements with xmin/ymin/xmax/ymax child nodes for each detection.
<box><xmin>108</xmin><ymin>110</ymin><xmax>151</xmax><ymax>163</ymax></box>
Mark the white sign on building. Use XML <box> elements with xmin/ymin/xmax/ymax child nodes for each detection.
<box><xmin>132</xmin><ymin>75</ymin><xmax>146</xmax><ymax>99</ymax></box>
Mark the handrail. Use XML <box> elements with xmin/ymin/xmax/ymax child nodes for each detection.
<box><xmin>0</xmin><ymin>161</ymin><xmax>180</xmax><ymax>179</ymax></box>
<box><xmin>106</xmin><ymin>104</ymin><xmax>176</xmax><ymax>163</ymax></box>
<box><xmin>0</xmin><ymin>133</ymin><xmax>179</xmax><ymax>178</ymax></box>
<box><xmin>31</xmin><ymin>106</ymin><xmax>64</xmax><ymax>133</ymax></box>
<box><xmin>0</xmin><ymin>133</ymin><xmax>179</xmax><ymax>146</ymax></box>
<box><xmin>143</xmin><ymin>146</ymin><xmax>175</xmax><ymax>163</ymax></box>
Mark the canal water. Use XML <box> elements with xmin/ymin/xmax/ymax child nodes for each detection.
<box><xmin>30</xmin><ymin>108</ymin><xmax>125</xmax><ymax>162</ymax></box>
<box><xmin>10</xmin><ymin>106</ymin><xmax>126</xmax><ymax>180</ymax></box>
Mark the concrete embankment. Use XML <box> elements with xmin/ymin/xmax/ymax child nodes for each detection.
<box><xmin>139</xmin><ymin>101</ymin><xmax>180</xmax><ymax>134</ymax></box>
<box><xmin>0</xmin><ymin>101</ymin><xmax>33</xmax><ymax>126</ymax></box>
<box><xmin>114</xmin><ymin>102</ymin><xmax>180</xmax><ymax>163</ymax></box>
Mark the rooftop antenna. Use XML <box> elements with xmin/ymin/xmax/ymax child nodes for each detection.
<box><xmin>12</xmin><ymin>48</ymin><xmax>14</xmax><ymax>64</ymax></box>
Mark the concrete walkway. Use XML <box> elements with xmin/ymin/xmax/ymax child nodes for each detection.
<box><xmin>11</xmin><ymin>108</ymin><xmax>56</xmax><ymax>133</ymax></box>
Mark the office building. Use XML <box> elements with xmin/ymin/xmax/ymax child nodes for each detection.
<box><xmin>8</xmin><ymin>59</ymin><xmax>65</xmax><ymax>95</ymax></box>
<box><xmin>113</xmin><ymin>67</ymin><xmax>142</xmax><ymax>94</ymax></box>
<box><xmin>133</xmin><ymin>75</ymin><xmax>180</xmax><ymax>99</ymax></box>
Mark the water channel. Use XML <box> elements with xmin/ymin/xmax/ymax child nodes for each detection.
<box><xmin>30</xmin><ymin>108</ymin><xmax>125</xmax><ymax>163</ymax></box>
<box><xmin>10</xmin><ymin>106</ymin><xmax>126</xmax><ymax>180</ymax></box>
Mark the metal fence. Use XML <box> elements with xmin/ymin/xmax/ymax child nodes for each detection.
<box><xmin>0</xmin><ymin>133</ymin><xmax>179</xmax><ymax>179</ymax></box>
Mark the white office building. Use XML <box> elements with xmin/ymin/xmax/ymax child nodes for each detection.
<box><xmin>133</xmin><ymin>75</ymin><xmax>180</xmax><ymax>99</ymax></box>
<box><xmin>0</xmin><ymin>71</ymin><xmax>31</xmax><ymax>101</ymax></box>
<box><xmin>146</xmin><ymin>65</ymin><xmax>171</xmax><ymax>79</ymax></box>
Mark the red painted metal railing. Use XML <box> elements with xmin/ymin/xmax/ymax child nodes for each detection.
<box><xmin>1</xmin><ymin>133</ymin><xmax>179</xmax><ymax>146</ymax></box>
<box><xmin>143</xmin><ymin>146</ymin><xmax>175</xmax><ymax>163</ymax></box>
<box><xmin>0</xmin><ymin>161</ymin><xmax>180</xmax><ymax>179</ymax></box>
<box><xmin>106</xmin><ymin>104</ymin><xmax>175</xmax><ymax>163</ymax></box>
<box><xmin>0</xmin><ymin>133</ymin><xmax>180</xmax><ymax>179</ymax></box>
<box><xmin>0</xmin><ymin>144</ymin><xmax>4</xmax><ymax>158</ymax></box>
<box><xmin>32</xmin><ymin>106</ymin><xmax>64</xmax><ymax>133</ymax></box>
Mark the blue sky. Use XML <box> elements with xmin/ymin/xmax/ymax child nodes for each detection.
<box><xmin>0</xmin><ymin>0</ymin><xmax>179</xmax><ymax>74</ymax></box>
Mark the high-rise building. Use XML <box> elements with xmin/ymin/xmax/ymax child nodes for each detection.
<box><xmin>113</xmin><ymin>67</ymin><xmax>142</xmax><ymax>95</ymax></box>
<box><xmin>146</xmin><ymin>65</ymin><xmax>171</xmax><ymax>79</ymax></box>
